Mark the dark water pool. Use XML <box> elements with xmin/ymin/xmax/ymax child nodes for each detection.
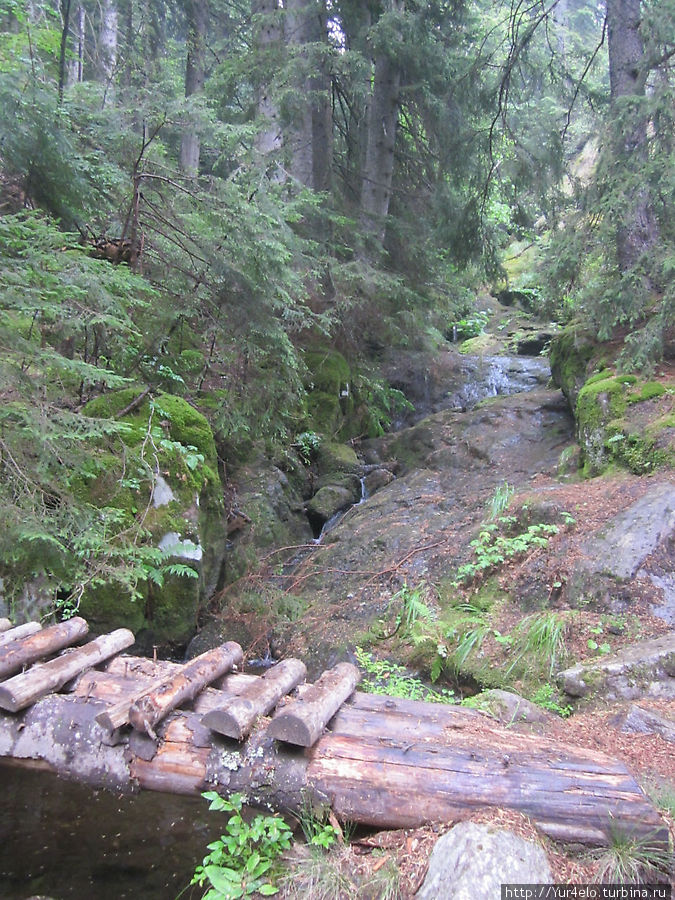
<box><xmin>0</xmin><ymin>764</ymin><xmax>223</xmax><ymax>899</ymax></box>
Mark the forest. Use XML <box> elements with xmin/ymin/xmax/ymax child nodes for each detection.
<box><xmin>0</xmin><ymin>0</ymin><xmax>672</xmax><ymax>628</ymax></box>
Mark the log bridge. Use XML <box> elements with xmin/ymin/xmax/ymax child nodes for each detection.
<box><xmin>0</xmin><ymin>616</ymin><xmax>668</xmax><ymax>848</ymax></box>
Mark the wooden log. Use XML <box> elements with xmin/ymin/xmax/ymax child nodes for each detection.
<box><xmin>202</xmin><ymin>658</ymin><xmax>307</xmax><ymax>740</ymax></box>
<box><xmin>127</xmin><ymin>642</ymin><xmax>243</xmax><ymax>738</ymax></box>
<box><xmin>0</xmin><ymin>618</ymin><xmax>12</xmax><ymax>633</ymax></box>
<box><xmin>0</xmin><ymin>622</ymin><xmax>42</xmax><ymax>648</ymax></box>
<box><xmin>0</xmin><ymin>688</ymin><xmax>669</xmax><ymax>849</ymax></box>
<box><xmin>0</xmin><ymin>629</ymin><xmax>135</xmax><ymax>712</ymax></box>
<box><xmin>0</xmin><ymin>617</ymin><xmax>89</xmax><ymax>680</ymax></box>
<box><xmin>267</xmin><ymin>662</ymin><xmax>360</xmax><ymax>747</ymax></box>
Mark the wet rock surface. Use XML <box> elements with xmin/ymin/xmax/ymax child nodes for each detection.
<box><xmin>271</xmin><ymin>387</ymin><xmax>575</xmax><ymax>668</ymax></box>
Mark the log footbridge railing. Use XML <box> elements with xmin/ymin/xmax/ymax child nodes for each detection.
<box><xmin>0</xmin><ymin>616</ymin><xmax>668</xmax><ymax>848</ymax></box>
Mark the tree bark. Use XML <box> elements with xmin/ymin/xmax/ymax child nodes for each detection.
<box><xmin>267</xmin><ymin>662</ymin><xmax>360</xmax><ymax>747</ymax></box>
<box><xmin>284</xmin><ymin>0</ymin><xmax>333</xmax><ymax>192</ymax></box>
<box><xmin>180</xmin><ymin>0</ymin><xmax>208</xmax><ymax>176</ymax></box>
<box><xmin>360</xmin><ymin>1</ymin><xmax>404</xmax><ymax>245</ymax></box>
<box><xmin>67</xmin><ymin>4</ymin><xmax>85</xmax><ymax>86</ymax></box>
<box><xmin>99</xmin><ymin>0</ymin><xmax>118</xmax><ymax>97</ymax></box>
<box><xmin>253</xmin><ymin>0</ymin><xmax>283</xmax><ymax>162</ymax></box>
<box><xmin>58</xmin><ymin>0</ymin><xmax>72</xmax><ymax>103</ymax></box>
<box><xmin>606</xmin><ymin>0</ymin><xmax>659</xmax><ymax>273</ymax></box>
<box><xmin>127</xmin><ymin>642</ymin><xmax>243</xmax><ymax>737</ymax></box>
<box><xmin>202</xmin><ymin>657</ymin><xmax>307</xmax><ymax>740</ymax></box>
<box><xmin>0</xmin><ymin>622</ymin><xmax>41</xmax><ymax>647</ymax></box>
<box><xmin>0</xmin><ymin>628</ymin><xmax>134</xmax><ymax>712</ymax></box>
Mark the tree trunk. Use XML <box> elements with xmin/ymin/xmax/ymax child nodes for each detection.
<box><xmin>284</xmin><ymin>0</ymin><xmax>332</xmax><ymax>192</ymax></box>
<box><xmin>68</xmin><ymin>4</ymin><xmax>85</xmax><ymax>85</ymax></box>
<box><xmin>58</xmin><ymin>0</ymin><xmax>72</xmax><ymax>103</ymax></box>
<box><xmin>180</xmin><ymin>0</ymin><xmax>208</xmax><ymax>176</ymax></box>
<box><xmin>360</xmin><ymin>1</ymin><xmax>404</xmax><ymax>245</ymax></box>
<box><xmin>253</xmin><ymin>0</ymin><xmax>283</xmax><ymax>163</ymax></box>
<box><xmin>99</xmin><ymin>0</ymin><xmax>118</xmax><ymax>97</ymax></box>
<box><xmin>606</xmin><ymin>0</ymin><xmax>659</xmax><ymax>273</ymax></box>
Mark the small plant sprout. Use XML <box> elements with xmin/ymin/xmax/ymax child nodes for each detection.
<box><xmin>190</xmin><ymin>791</ymin><xmax>292</xmax><ymax>899</ymax></box>
<box><xmin>488</xmin><ymin>481</ymin><xmax>514</xmax><ymax>519</ymax></box>
<box><xmin>293</xmin><ymin>431</ymin><xmax>321</xmax><ymax>465</ymax></box>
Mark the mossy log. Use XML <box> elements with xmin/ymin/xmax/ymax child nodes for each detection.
<box><xmin>0</xmin><ymin>656</ymin><xmax>668</xmax><ymax>849</ymax></box>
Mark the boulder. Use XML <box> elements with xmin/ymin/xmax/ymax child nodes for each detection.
<box><xmin>567</xmin><ymin>482</ymin><xmax>675</xmax><ymax>622</ymax></box>
<box><xmin>363</xmin><ymin>468</ymin><xmax>395</xmax><ymax>495</ymax></box>
<box><xmin>1</xmin><ymin>389</ymin><xmax>228</xmax><ymax>648</ymax></box>
<box><xmin>416</xmin><ymin>822</ymin><xmax>552</xmax><ymax>900</ymax></box>
<box><xmin>558</xmin><ymin>633</ymin><xmax>675</xmax><ymax>701</ymax></box>
<box><xmin>315</xmin><ymin>441</ymin><xmax>362</xmax><ymax>475</ymax></box>
<box><xmin>477</xmin><ymin>689</ymin><xmax>556</xmax><ymax>726</ymax></box>
<box><xmin>306</xmin><ymin>484</ymin><xmax>359</xmax><ymax>531</ymax></box>
<box><xmin>612</xmin><ymin>704</ymin><xmax>675</xmax><ymax>742</ymax></box>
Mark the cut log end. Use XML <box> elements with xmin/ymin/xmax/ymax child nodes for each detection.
<box><xmin>267</xmin><ymin>662</ymin><xmax>360</xmax><ymax>747</ymax></box>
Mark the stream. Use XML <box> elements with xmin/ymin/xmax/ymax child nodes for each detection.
<box><xmin>0</xmin><ymin>349</ymin><xmax>562</xmax><ymax>899</ymax></box>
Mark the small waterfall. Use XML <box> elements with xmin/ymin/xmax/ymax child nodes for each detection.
<box><xmin>450</xmin><ymin>355</ymin><xmax>550</xmax><ymax>410</ymax></box>
<box><xmin>314</xmin><ymin>477</ymin><xmax>368</xmax><ymax>544</ymax></box>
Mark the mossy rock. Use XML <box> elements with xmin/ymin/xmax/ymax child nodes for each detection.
<box><xmin>304</xmin><ymin>348</ymin><xmax>351</xmax><ymax>394</ymax></box>
<box><xmin>576</xmin><ymin>372</ymin><xmax>674</xmax><ymax>475</ymax></box>
<box><xmin>306</xmin><ymin>484</ymin><xmax>358</xmax><ymax>527</ymax></box>
<box><xmin>315</xmin><ymin>441</ymin><xmax>361</xmax><ymax>475</ymax></box>
<box><xmin>83</xmin><ymin>389</ymin><xmax>218</xmax><ymax>471</ymax></box>
<box><xmin>303</xmin><ymin>348</ymin><xmax>358</xmax><ymax>438</ymax></box>
<box><xmin>383</xmin><ymin>422</ymin><xmax>435</xmax><ymax>473</ymax></box>
<box><xmin>458</xmin><ymin>333</ymin><xmax>502</xmax><ymax>355</ymax></box>
<box><xmin>75</xmin><ymin>390</ymin><xmax>226</xmax><ymax>645</ymax></box>
<box><xmin>549</xmin><ymin>327</ymin><xmax>598</xmax><ymax>409</ymax></box>
<box><xmin>79</xmin><ymin>584</ymin><xmax>147</xmax><ymax>636</ymax></box>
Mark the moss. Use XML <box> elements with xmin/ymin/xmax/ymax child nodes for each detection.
<box><xmin>76</xmin><ymin>389</ymin><xmax>226</xmax><ymax>642</ymax></box>
<box><xmin>146</xmin><ymin>573</ymin><xmax>200</xmax><ymax>645</ymax></box>
<box><xmin>549</xmin><ymin>327</ymin><xmax>597</xmax><ymax>408</ymax></box>
<box><xmin>79</xmin><ymin>583</ymin><xmax>146</xmax><ymax>635</ymax></box>
<box><xmin>315</xmin><ymin>441</ymin><xmax>361</xmax><ymax>474</ymax></box>
<box><xmin>306</xmin><ymin>390</ymin><xmax>342</xmax><ymax>434</ymax></box>
<box><xmin>304</xmin><ymin>348</ymin><xmax>351</xmax><ymax>394</ymax></box>
<box><xmin>303</xmin><ymin>348</ymin><xmax>358</xmax><ymax>437</ymax></box>
<box><xmin>458</xmin><ymin>333</ymin><xmax>502</xmax><ymax>355</ymax></box>
<box><xmin>577</xmin><ymin>376</ymin><xmax>628</xmax><ymax>427</ymax></box>
<box><xmin>605</xmin><ymin>432</ymin><xmax>668</xmax><ymax>474</ymax></box>
<box><xmin>627</xmin><ymin>381</ymin><xmax>666</xmax><ymax>403</ymax></box>
<box><xmin>151</xmin><ymin>393</ymin><xmax>217</xmax><ymax>466</ymax></box>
